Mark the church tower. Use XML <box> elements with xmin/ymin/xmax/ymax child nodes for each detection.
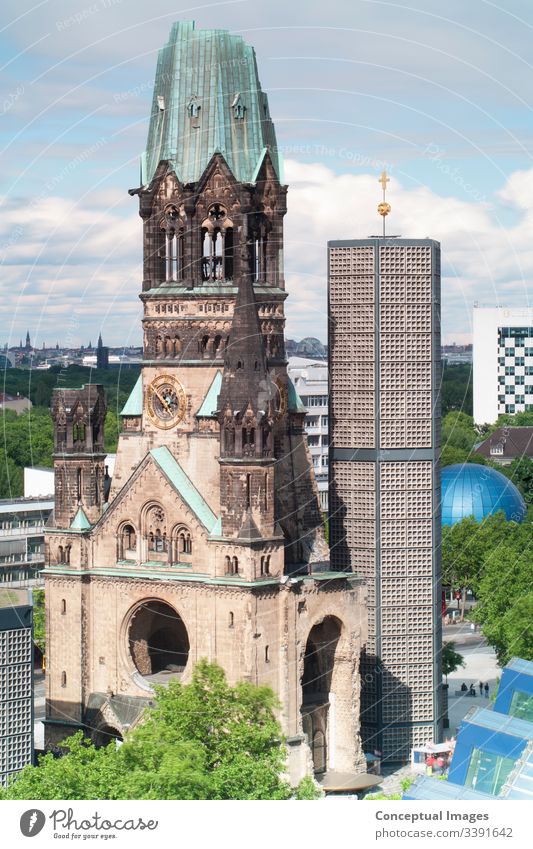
<box><xmin>44</xmin><ymin>21</ymin><xmax>366</xmax><ymax>782</ymax></box>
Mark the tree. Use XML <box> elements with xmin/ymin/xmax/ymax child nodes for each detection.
<box><xmin>506</xmin><ymin>456</ymin><xmax>533</xmax><ymax>505</ymax></box>
<box><xmin>441</xmin><ymin>641</ymin><xmax>465</xmax><ymax>681</ymax></box>
<box><xmin>441</xmin><ymin>517</ymin><xmax>483</xmax><ymax>620</ymax></box>
<box><xmin>472</xmin><ymin>543</ymin><xmax>533</xmax><ymax>665</ymax></box>
<box><xmin>0</xmin><ymin>661</ymin><xmax>316</xmax><ymax>800</ymax></box>
<box><xmin>32</xmin><ymin>589</ymin><xmax>45</xmax><ymax>654</ymax></box>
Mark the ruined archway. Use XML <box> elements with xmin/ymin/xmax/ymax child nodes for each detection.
<box><xmin>92</xmin><ymin>724</ymin><xmax>123</xmax><ymax>749</ymax></box>
<box><xmin>128</xmin><ymin>600</ymin><xmax>189</xmax><ymax>682</ymax></box>
<box><xmin>301</xmin><ymin>616</ymin><xmax>342</xmax><ymax>774</ymax></box>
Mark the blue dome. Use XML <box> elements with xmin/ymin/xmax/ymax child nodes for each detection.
<box><xmin>441</xmin><ymin>464</ymin><xmax>527</xmax><ymax>526</ymax></box>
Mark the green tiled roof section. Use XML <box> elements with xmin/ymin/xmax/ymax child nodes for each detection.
<box><xmin>196</xmin><ymin>370</ymin><xmax>222</xmax><ymax>417</ymax></box>
<box><xmin>70</xmin><ymin>507</ymin><xmax>92</xmax><ymax>531</ymax></box>
<box><xmin>120</xmin><ymin>375</ymin><xmax>143</xmax><ymax>416</ymax></box>
<box><xmin>150</xmin><ymin>446</ymin><xmax>218</xmax><ymax>532</ymax></box>
<box><xmin>288</xmin><ymin>377</ymin><xmax>306</xmax><ymax>413</ymax></box>
<box><xmin>142</xmin><ymin>21</ymin><xmax>280</xmax><ymax>186</ymax></box>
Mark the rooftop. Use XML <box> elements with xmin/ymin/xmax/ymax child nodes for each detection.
<box><xmin>142</xmin><ymin>21</ymin><xmax>281</xmax><ymax>187</ymax></box>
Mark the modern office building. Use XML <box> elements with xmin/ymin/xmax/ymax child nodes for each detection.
<box><xmin>0</xmin><ymin>588</ymin><xmax>33</xmax><ymax>786</ymax></box>
<box><xmin>287</xmin><ymin>356</ymin><xmax>329</xmax><ymax>511</ymax></box>
<box><xmin>328</xmin><ymin>237</ymin><xmax>442</xmax><ymax>761</ymax></box>
<box><xmin>0</xmin><ymin>497</ymin><xmax>53</xmax><ymax>585</ymax></box>
<box><xmin>473</xmin><ymin>306</ymin><xmax>533</xmax><ymax>424</ymax></box>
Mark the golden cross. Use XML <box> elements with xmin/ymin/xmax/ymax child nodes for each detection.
<box><xmin>379</xmin><ymin>170</ymin><xmax>390</xmax><ymax>193</ymax></box>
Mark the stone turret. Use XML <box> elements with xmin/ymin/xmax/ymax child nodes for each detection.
<box><xmin>51</xmin><ymin>384</ymin><xmax>107</xmax><ymax>527</ymax></box>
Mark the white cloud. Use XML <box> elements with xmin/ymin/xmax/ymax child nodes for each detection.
<box><xmin>1</xmin><ymin>158</ymin><xmax>533</xmax><ymax>346</ymax></box>
<box><xmin>283</xmin><ymin>158</ymin><xmax>533</xmax><ymax>344</ymax></box>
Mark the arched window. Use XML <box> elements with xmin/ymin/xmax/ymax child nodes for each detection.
<box><xmin>145</xmin><ymin>505</ymin><xmax>167</xmax><ymax>555</ymax></box>
<box><xmin>265</xmin><ymin>645</ymin><xmax>270</xmax><ymax>663</ymax></box>
<box><xmin>232</xmin><ymin>556</ymin><xmax>239</xmax><ymax>575</ymax></box>
<box><xmin>201</xmin><ymin>205</ymin><xmax>233</xmax><ymax>281</ymax></box>
<box><xmin>76</xmin><ymin>468</ymin><xmax>82</xmax><ymax>502</ymax></box>
<box><xmin>61</xmin><ymin>671</ymin><xmax>67</xmax><ymax>688</ymax></box>
<box><xmin>171</xmin><ymin>526</ymin><xmax>192</xmax><ymax>562</ymax></box>
<box><xmin>61</xmin><ymin>599</ymin><xmax>66</xmax><ymax>615</ymax></box>
<box><xmin>121</xmin><ymin>524</ymin><xmax>137</xmax><ymax>559</ymax></box>
<box><xmin>224</xmin><ymin>427</ymin><xmax>235</xmax><ymax>455</ymax></box>
<box><xmin>163</xmin><ymin>206</ymin><xmax>185</xmax><ymax>282</ymax></box>
<box><xmin>174</xmin><ymin>336</ymin><xmax>182</xmax><ymax>355</ymax></box>
<box><xmin>265</xmin><ymin>555</ymin><xmax>270</xmax><ymax>575</ymax></box>
<box><xmin>224</xmin><ymin>555</ymin><xmax>231</xmax><ymax>573</ymax></box>
<box><xmin>199</xmin><ymin>335</ymin><xmax>210</xmax><ymax>356</ymax></box>
<box><xmin>58</xmin><ymin>545</ymin><xmax>64</xmax><ymax>564</ymax></box>
<box><xmin>65</xmin><ymin>545</ymin><xmax>71</xmax><ymax>565</ymax></box>
<box><xmin>155</xmin><ymin>335</ymin><xmax>164</xmax><ymax>358</ymax></box>
<box><xmin>229</xmin><ymin>611</ymin><xmax>234</xmax><ymax>628</ymax></box>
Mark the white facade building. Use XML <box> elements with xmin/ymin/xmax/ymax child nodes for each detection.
<box><xmin>473</xmin><ymin>307</ymin><xmax>533</xmax><ymax>424</ymax></box>
<box><xmin>287</xmin><ymin>357</ymin><xmax>329</xmax><ymax>511</ymax></box>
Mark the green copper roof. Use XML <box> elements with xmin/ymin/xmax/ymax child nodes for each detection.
<box><xmin>196</xmin><ymin>370</ymin><xmax>222</xmax><ymax>417</ymax></box>
<box><xmin>142</xmin><ymin>21</ymin><xmax>281</xmax><ymax>186</ymax></box>
<box><xmin>288</xmin><ymin>377</ymin><xmax>306</xmax><ymax>413</ymax></box>
<box><xmin>150</xmin><ymin>446</ymin><xmax>218</xmax><ymax>531</ymax></box>
<box><xmin>120</xmin><ymin>375</ymin><xmax>143</xmax><ymax>416</ymax></box>
<box><xmin>70</xmin><ymin>507</ymin><xmax>92</xmax><ymax>531</ymax></box>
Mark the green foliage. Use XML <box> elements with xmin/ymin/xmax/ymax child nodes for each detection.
<box><xmin>0</xmin><ymin>407</ymin><xmax>53</xmax><ymax>498</ymax></box>
<box><xmin>32</xmin><ymin>589</ymin><xmax>45</xmax><ymax>653</ymax></box>
<box><xmin>504</xmin><ymin>456</ymin><xmax>533</xmax><ymax>505</ymax></box>
<box><xmin>293</xmin><ymin>776</ymin><xmax>321</xmax><ymax>799</ymax></box>
<box><xmin>441</xmin><ymin>364</ymin><xmax>472</xmax><ymax>417</ymax></box>
<box><xmin>441</xmin><ymin>411</ymin><xmax>486</xmax><ymax>468</ymax></box>
<box><xmin>0</xmin><ymin>367</ymin><xmax>137</xmax><ymax>499</ymax></box>
<box><xmin>0</xmin><ymin>661</ymin><xmax>314</xmax><ymax>801</ymax></box>
<box><xmin>2</xmin><ymin>366</ymin><xmax>139</xmax><ymax>412</ymax></box>
<box><xmin>441</xmin><ymin>641</ymin><xmax>465</xmax><ymax>679</ymax></box>
<box><xmin>443</xmin><ymin>514</ymin><xmax>533</xmax><ymax>664</ymax></box>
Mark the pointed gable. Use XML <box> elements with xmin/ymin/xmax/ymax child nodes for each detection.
<box><xmin>150</xmin><ymin>447</ymin><xmax>218</xmax><ymax>532</ymax></box>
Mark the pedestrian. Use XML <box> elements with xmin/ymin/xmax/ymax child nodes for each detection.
<box><xmin>426</xmin><ymin>755</ymin><xmax>435</xmax><ymax>775</ymax></box>
<box><xmin>484</xmin><ymin>682</ymin><xmax>489</xmax><ymax>697</ymax></box>
<box><xmin>479</xmin><ymin>681</ymin><xmax>483</xmax><ymax>695</ymax></box>
<box><xmin>436</xmin><ymin>755</ymin><xmax>445</xmax><ymax>775</ymax></box>
<box><xmin>461</xmin><ymin>682</ymin><xmax>467</xmax><ymax>692</ymax></box>
<box><xmin>469</xmin><ymin>684</ymin><xmax>476</xmax><ymax>696</ymax></box>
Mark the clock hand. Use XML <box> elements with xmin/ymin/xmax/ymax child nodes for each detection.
<box><xmin>153</xmin><ymin>386</ymin><xmax>171</xmax><ymax>410</ymax></box>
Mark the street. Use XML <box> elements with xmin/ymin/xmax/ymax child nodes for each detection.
<box><xmin>444</xmin><ymin>621</ymin><xmax>500</xmax><ymax>736</ymax></box>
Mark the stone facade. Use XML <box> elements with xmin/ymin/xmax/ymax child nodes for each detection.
<box><xmin>44</xmin><ymin>21</ymin><xmax>366</xmax><ymax>783</ymax></box>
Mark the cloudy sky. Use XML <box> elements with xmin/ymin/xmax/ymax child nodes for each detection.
<box><xmin>1</xmin><ymin>0</ymin><xmax>533</xmax><ymax>347</ymax></box>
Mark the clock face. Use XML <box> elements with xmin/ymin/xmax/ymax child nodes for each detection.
<box><xmin>146</xmin><ymin>374</ymin><xmax>187</xmax><ymax>429</ymax></box>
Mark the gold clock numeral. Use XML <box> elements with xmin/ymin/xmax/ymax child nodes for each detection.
<box><xmin>146</xmin><ymin>374</ymin><xmax>187</xmax><ymax>429</ymax></box>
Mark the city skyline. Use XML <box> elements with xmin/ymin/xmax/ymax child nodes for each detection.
<box><xmin>1</xmin><ymin>1</ymin><xmax>533</xmax><ymax>347</ymax></box>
